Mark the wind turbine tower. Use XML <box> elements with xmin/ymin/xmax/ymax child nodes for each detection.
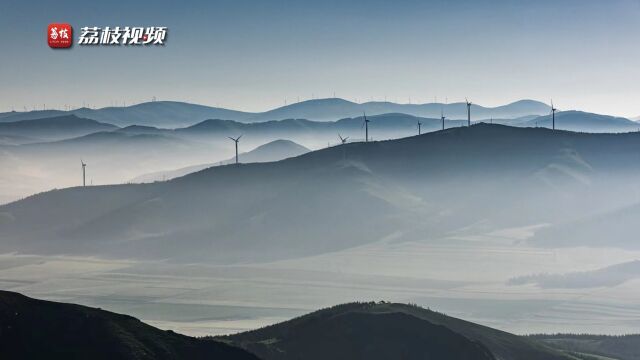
<box><xmin>441</xmin><ymin>110</ymin><xmax>446</xmax><ymax>130</ymax></box>
<box><xmin>466</xmin><ymin>98</ymin><xmax>472</xmax><ymax>127</ymax></box>
<box><xmin>417</xmin><ymin>120</ymin><xmax>422</xmax><ymax>135</ymax></box>
<box><xmin>362</xmin><ymin>112</ymin><xmax>371</xmax><ymax>142</ymax></box>
<box><xmin>81</xmin><ymin>160</ymin><xmax>86</xmax><ymax>187</ymax></box>
<box><xmin>228</xmin><ymin>135</ymin><xmax>242</xmax><ymax>164</ymax></box>
<box><xmin>551</xmin><ymin>100</ymin><xmax>557</xmax><ymax>130</ymax></box>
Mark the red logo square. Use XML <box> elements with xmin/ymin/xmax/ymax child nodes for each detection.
<box><xmin>48</xmin><ymin>23</ymin><xmax>72</xmax><ymax>48</ymax></box>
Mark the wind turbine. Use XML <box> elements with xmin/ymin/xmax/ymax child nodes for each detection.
<box><xmin>441</xmin><ymin>109</ymin><xmax>446</xmax><ymax>130</ymax></box>
<box><xmin>417</xmin><ymin>120</ymin><xmax>422</xmax><ymax>135</ymax></box>
<box><xmin>551</xmin><ymin>100</ymin><xmax>557</xmax><ymax>130</ymax></box>
<box><xmin>466</xmin><ymin>98</ymin><xmax>472</xmax><ymax>127</ymax></box>
<box><xmin>228</xmin><ymin>135</ymin><xmax>242</xmax><ymax>164</ymax></box>
<box><xmin>81</xmin><ymin>160</ymin><xmax>86</xmax><ymax>187</ymax></box>
<box><xmin>362</xmin><ymin>112</ymin><xmax>371</xmax><ymax>142</ymax></box>
<box><xmin>338</xmin><ymin>134</ymin><xmax>349</xmax><ymax>144</ymax></box>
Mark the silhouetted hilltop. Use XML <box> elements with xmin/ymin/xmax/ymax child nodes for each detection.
<box><xmin>222</xmin><ymin>302</ymin><xmax>570</xmax><ymax>360</ymax></box>
<box><xmin>0</xmin><ymin>290</ymin><xmax>259</xmax><ymax>360</ymax></box>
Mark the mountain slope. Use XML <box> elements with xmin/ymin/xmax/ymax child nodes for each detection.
<box><xmin>530</xmin><ymin>334</ymin><xmax>640</xmax><ymax>360</ymax></box>
<box><xmin>222</xmin><ymin>302</ymin><xmax>570</xmax><ymax>360</ymax></box>
<box><xmin>2</xmin><ymin>124</ymin><xmax>640</xmax><ymax>262</ymax></box>
<box><xmin>525</xmin><ymin>110</ymin><xmax>638</xmax><ymax>132</ymax></box>
<box><xmin>530</xmin><ymin>201</ymin><xmax>640</xmax><ymax>249</ymax></box>
<box><xmin>0</xmin><ymin>290</ymin><xmax>259</xmax><ymax>360</ymax></box>
<box><xmin>131</xmin><ymin>139</ymin><xmax>310</xmax><ymax>183</ymax></box>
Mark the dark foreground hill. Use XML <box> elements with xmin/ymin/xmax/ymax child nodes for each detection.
<box><xmin>0</xmin><ymin>290</ymin><xmax>259</xmax><ymax>360</ymax></box>
<box><xmin>221</xmin><ymin>302</ymin><xmax>572</xmax><ymax>360</ymax></box>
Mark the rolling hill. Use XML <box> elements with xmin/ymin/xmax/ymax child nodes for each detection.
<box><xmin>4</xmin><ymin>290</ymin><xmax>616</xmax><ymax>360</ymax></box>
<box><xmin>221</xmin><ymin>302</ymin><xmax>571</xmax><ymax>360</ymax></box>
<box><xmin>1</xmin><ymin>124</ymin><xmax>640</xmax><ymax>263</ymax></box>
<box><xmin>131</xmin><ymin>139</ymin><xmax>310</xmax><ymax>183</ymax></box>
<box><xmin>524</xmin><ymin>111</ymin><xmax>638</xmax><ymax>133</ymax></box>
<box><xmin>0</xmin><ymin>290</ymin><xmax>259</xmax><ymax>360</ymax></box>
<box><xmin>0</xmin><ymin>102</ymin><xmax>252</xmax><ymax>128</ymax></box>
<box><xmin>178</xmin><ymin>113</ymin><xmax>462</xmax><ymax>142</ymax></box>
<box><xmin>253</xmin><ymin>98</ymin><xmax>550</xmax><ymax>122</ymax></box>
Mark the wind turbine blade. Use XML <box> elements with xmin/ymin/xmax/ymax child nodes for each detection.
<box><xmin>237</xmin><ymin>135</ymin><xmax>242</xmax><ymax>141</ymax></box>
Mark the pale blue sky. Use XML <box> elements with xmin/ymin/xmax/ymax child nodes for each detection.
<box><xmin>2</xmin><ymin>0</ymin><xmax>639</xmax><ymax>116</ymax></box>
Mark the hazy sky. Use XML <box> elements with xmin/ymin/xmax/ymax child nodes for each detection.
<box><xmin>2</xmin><ymin>0</ymin><xmax>640</xmax><ymax>117</ymax></box>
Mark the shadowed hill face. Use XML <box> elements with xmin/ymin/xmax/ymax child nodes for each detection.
<box><xmin>1</xmin><ymin>124</ymin><xmax>640</xmax><ymax>262</ymax></box>
<box><xmin>222</xmin><ymin>302</ymin><xmax>570</xmax><ymax>360</ymax></box>
<box><xmin>0</xmin><ymin>290</ymin><xmax>259</xmax><ymax>360</ymax></box>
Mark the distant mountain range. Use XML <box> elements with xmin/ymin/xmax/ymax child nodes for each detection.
<box><xmin>2</xmin><ymin>291</ymin><xmax>602</xmax><ymax>360</ymax></box>
<box><xmin>0</xmin><ymin>290</ymin><xmax>259</xmax><ymax>360</ymax></box>
<box><xmin>131</xmin><ymin>139</ymin><xmax>310</xmax><ymax>183</ymax></box>
<box><xmin>0</xmin><ymin>115</ymin><xmax>117</xmax><ymax>143</ymax></box>
<box><xmin>0</xmin><ymin>99</ymin><xmax>551</xmax><ymax>127</ymax></box>
<box><xmin>0</xmin><ymin>102</ymin><xmax>251</xmax><ymax>128</ymax></box>
<box><xmin>2</xmin><ymin>124</ymin><xmax>640</xmax><ymax>262</ymax></box>
<box><xmin>1</xmin><ymin>109</ymin><xmax>635</xmax><ymax>151</ymax></box>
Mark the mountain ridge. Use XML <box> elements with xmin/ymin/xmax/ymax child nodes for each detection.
<box><xmin>0</xmin><ymin>99</ymin><xmax>551</xmax><ymax>127</ymax></box>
